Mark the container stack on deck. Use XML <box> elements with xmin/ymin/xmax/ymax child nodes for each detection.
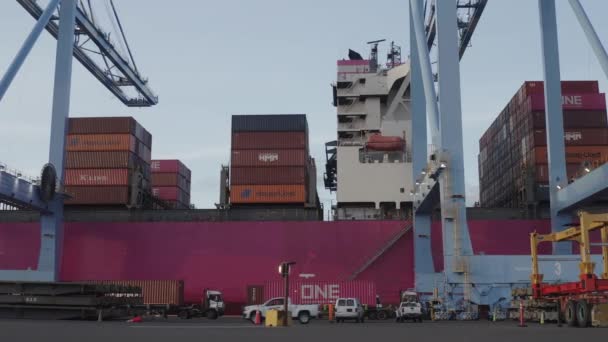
<box><xmin>151</xmin><ymin>160</ymin><xmax>192</xmax><ymax>209</ymax></box>
<box><xmin>479</xmin><ymin>81</ymin><xmax>608</xmax><ymax>208</ymax></box>
<box><xmin>64</xmin><ymin>117</ymin><xmax>152</xmax><ymax>208</ymax></box>
<box><xmin>229</xmin><ymin>114</ymin><xmax>318</xmax><ymax>207</ymax></box>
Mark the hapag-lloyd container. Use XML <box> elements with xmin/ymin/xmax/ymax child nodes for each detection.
<box><xmin>531</xmin><ymin>128</ymin><xmax>608</xmax><ymax>146</ymax></box>
<box><xmin>230</xmin><ymin>167</ymin><xmax>306</xmax><ymax>185</ymax></box>
<box><xmin>65</xmin><ymin>169</ymin><xmax>136</xmax><ymax>186</ymax></box>
<box><xmin>230</xmin><ymin>184</ymin><xmax>306</xmax><ymax>204</ymax></box>
<box><xmin>68</xmin><ymin>117</ymin><xmax>152</xmax><ymax>148</ymax></box>
<box><xmin>263</xmin><ymin>280</ymin><xmax>376</xmax><ymax>305</ymax></box>
<box><xmin>231</xmin><ymin>132</ymin><xmax>308</xmax><ymax>150</ymax></box>
<box><xmin>529</xmin><ymin>93</ymin><xmax>607</xmax><ymax>111</ymax></box>
<box><xmin>533</xmin><ymin>146</ymin><xmax>608</xmax><ymax>164</ymax></box>
<box><xmin>66</xmin><ymin>134</ymin><xmax>136</xmax><ymax>152</ymax></box>
<box><xmin>85</xmin><ymin>280</ymin><xmax>184</xmax><ymax>305</ymax></box>
<box><xmin>151</xmin><ymin>160</ymin><xmax>192</xmax><ymax>180</ymax></box>
<box><xmin>231</xmin><ymin>149</ymin><xmax>307</xmax><ymax>167</ymax></box>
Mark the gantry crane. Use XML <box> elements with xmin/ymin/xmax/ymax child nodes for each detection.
<box><xmin>530</xmin><ymin>211</ymin><xmax>608</xmax><ymax>327</ymax></box>
<box><xmin>0</xmin><ymin>0</ymin><xmax>156</xmax><ymax>282</ymax></box>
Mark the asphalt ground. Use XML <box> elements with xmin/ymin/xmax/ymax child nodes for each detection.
<box><xmin>0</xmin><ymin>317</ymin><xmax>606</xmax><ymax>342</ymax></box>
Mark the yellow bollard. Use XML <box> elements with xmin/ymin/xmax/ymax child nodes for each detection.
<box><xmin>493</xmin><ymin>308</ymin><xmax>497</xmax><ymax>322</ymax></box>
<box><xmin>540</xmin><ymin>311</ymin><xmax>544</xmax><ymax>325</ymax></box>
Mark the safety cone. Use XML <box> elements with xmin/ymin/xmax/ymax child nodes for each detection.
<box><xmin>518</xmin><ymin>302</ymin><xmax>527</xmax><ymax>328</ymax></box>
<box><xmin>254</xmin><ymin>311</ymin><xmax>262</xmax><ymax>325</ymax></box>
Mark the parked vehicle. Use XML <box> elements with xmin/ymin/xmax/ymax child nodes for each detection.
<box><xmin>364</xmin><ymin>294</ymin><xmax>395</xmax><ymax>320</ymax></box>
<box><xmin>335</xmin><ymin>298</ymin><xmax>365</xmax><ymax>323</ymax></box>
<box><xmin>242</xmin><ymin>297</ymin><xmax>319</xmax><ymax>324</ymax></box>
<box><xmin>85</xmin><ymin>280</ymin><xmax>224</xmax><ymax>320</ymax></box>
<box><xmin>177</xmin><ymin>290</ymin><xmax>225</xmax><ymax>320</ymax></box>
<box><xmin>396</xmin><ymin>291</ymin><xmax>423</xmax><ymax>323</ymax></box>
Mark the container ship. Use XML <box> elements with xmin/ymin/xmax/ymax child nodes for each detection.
<box><xmin>1</xmin><ymin>47</ymin><xmax>607</xmax><ymax>315</ymax></box>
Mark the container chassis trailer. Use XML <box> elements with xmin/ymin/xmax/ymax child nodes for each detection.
<box><xmin>0</xmin><ymin>281</ymin><xmax>224</xmax><ymax>321</ymax></box>
<box><xmin>530</xmin><ymin>211</ymin><xmax>608</xmax><ymax>327</ymax></box>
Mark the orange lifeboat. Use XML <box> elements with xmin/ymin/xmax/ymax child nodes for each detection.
<box><xmin>366</xmin><ymin>134</ymin><xmax>405</xmax><ymax>151</ymax></box>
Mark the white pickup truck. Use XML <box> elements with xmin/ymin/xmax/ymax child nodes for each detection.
<box><xmin>396</xmin><ymin>291</ymin><xmax>423</xmax><ymax>323</ymax></box>
<box><xmin>242</xmin><ymin>297</ymin><xmax>319</xmax><ymax>324</ymax></box>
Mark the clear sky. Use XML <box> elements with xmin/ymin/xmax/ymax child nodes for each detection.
<box><xmin>1</xmin><ymin>0</ymin><xmax>607</xmax><ymax>212</ymax></box>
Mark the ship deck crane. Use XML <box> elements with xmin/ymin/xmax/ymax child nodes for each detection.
<box><xmin>0</xmin><ymin>0</ymin><xmax>156</xmax><ymax>282</ymax></box>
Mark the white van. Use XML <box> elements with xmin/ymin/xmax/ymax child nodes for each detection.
<box><xmin>335</xmin><ymin>298</ymin><xmax>365</xmax><ymax>323</ymax></box>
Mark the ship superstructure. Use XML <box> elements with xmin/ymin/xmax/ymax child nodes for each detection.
<box><xmin>325</xmin><ymin>41</ymin><xmax>413</xmax><ymax>220</ymax></box>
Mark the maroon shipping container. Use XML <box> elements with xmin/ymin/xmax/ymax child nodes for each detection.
<box><xmin>85</xmin><ymin>280</ymin><xmax>184</xmax><ymax>305</ymax></box>
<box><xmin>531</xmin><ymin>128</ymin><xmax>608</xmax><ymax>146</ymax></box>
<box><xmin>531</xmin><ymin>111</ymin><xmax>608</xmax><ymax>128</ymax></box>
<box><xmin>66</xmin><ymin>151</ymin><xmax>147</xmax><ymax>169</ymax></box>
<box><xmin>231</xmin><ymin>132</ymin><xmax>308</xmax><ymax>150</ymax></box>
<box><xmin>231</xmin><ymin>149</ymin><xmax>307</xmax><ymax>167</ymax></box>
<box><xmin>516</xmin><ymin>81</ymin><xmax>599</xmax><ymax>104</ymax></box>
<box><xmin>529</xmin><ymin>93</ymin><xmax>607</xmax><ymax>111</ymax></box>
<box><xmin>230</xmin><ymin>167</ymin><xmax>306</xmax><ymax>185</ymax></box>
<box><xmin>263</xmin><ymin>280</ymin><xmax>376</xmax><ymax>306</ymax></box>
<box><xmin>151</xmin><ymin>173</ymin><xmax>191</xmax><ymax>193</ymax></box>
<box><xmin>152</xmin><ymin>186</ymin><xmax>190</xmax><ymax>204</ymax></box>
<box><xmin>64</xmin><ymin>186</ymin><xmax>130</xmax><ymax>205</ymax></box>
<box><xmin>151</xmin><ymin>160</ymin><xmax>191</xmax><ymax>180</ymax></box>
<box><xmin>68</xmin><ymin>117</ymin><xmax>152</xmax><ymax>148</ymax></box>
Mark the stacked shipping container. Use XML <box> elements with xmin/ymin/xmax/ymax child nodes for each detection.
<box><xmin>64</xmin><ymin>117</ymin><xmax>152</xmax><ymax>208</ymax></box>
<box><xmin>151</xmin><ymin>160</ymin><xmax>192</xmax><ymax>209</ymax></box>
<box><xmin>230</xmin><ymin>115</ymin><xmax>318</xmax><ymax>205</ymax></box>
<box><xmin>479</xmin><ymin>81</ymin><xmax>608</xmax><ymax>208</ymax></box>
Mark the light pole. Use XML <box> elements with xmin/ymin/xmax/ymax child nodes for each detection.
<box><xmin>279</xmin><ymin>261</ymin><xmax>296</xmax><ymax>326</ymax></box>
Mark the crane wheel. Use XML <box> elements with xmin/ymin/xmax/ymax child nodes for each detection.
<box><xmin>565</xmin><ymin>300</ymin><xmax>578</xmax><ymax>327</ymax></box>
<box><xmin>576</xmin><ymin>300</ymin><xmax>591</xmax><ymax>328</ymax></box>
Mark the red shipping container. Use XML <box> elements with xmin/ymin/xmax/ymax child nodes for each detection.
<box><xmin>152</xmin><ymin>186</ymin><xmax>190</xmax><ymax>204</ymax></box>
<box><xmin>529</xmin><ymin>93</ymin><xmax>607</xmax><ymax>111</ymax></box>
<box><xmin>231</xmin><ymin>132</ymin><xmax>308</xmax><ymax>150</ymax></box>
<box><xmin>231</xmin><ymin>149</ymin><xmax>307</xmax><ymax>167</ymax></box>
<box><xmin>263</xmin><ymin>280</ymin><xmax>376</xmax><ymax>306</ymax></box>
<box><xmin>518</xmin><ymin>81</ymin><xmax>599</xmax><ymax>100</ymax></box>
<box><xmin>230</xmin><ymin>185</ymin><xmax>306</xmax><ymax>204</ymax></box>
<box><xmin>151</xmin><ymin>173</ymin><xmax>191</xmax><ymax>193</ymax></box>
<box><xmin>65</xmin><ymin>169</ymin><xmax>137</xmax><ymax>186</ymax></box>
<box><xmin>151</xmin><ymin>160</ymin><xmax>191</xmax><ymax>180</ymax></box>
<box><xmin>85</xmin><ymin>280</ymin><xmax>184</xmax><ymax>305</ymax></box>
<box><xmin>64</xmin><ymin>186</ymin><xmax>130</xmax><ymax>205</ymax></box>
<box><xmin>531</xmin><ymin>111</ymin><xmax>608</xmax><ymax>128</ymax></box>
<box><xmin>533</xmin><ymin>146</ymin><xmax>608</xmax><ymax>164</ymax></box>
<box><xmin>531</xmin><ymin>128</ymin><xmax>608</xmax><ymax>146</ymax></box>
<box><xmin>230</xmin><ymin>167</ymin><xmax>306</xmax><ymax>185</ymax></box>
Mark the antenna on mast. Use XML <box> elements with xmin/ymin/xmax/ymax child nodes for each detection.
<box><xmin>367</xmin><ymin>39</ymin><xmax>386</xmax><ymax>72</ymax></box>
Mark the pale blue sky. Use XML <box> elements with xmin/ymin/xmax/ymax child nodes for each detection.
<box><xmin>1</xmin><ymin>0</ymin><xmax>607</xmax><ymax>210</ymax></box>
